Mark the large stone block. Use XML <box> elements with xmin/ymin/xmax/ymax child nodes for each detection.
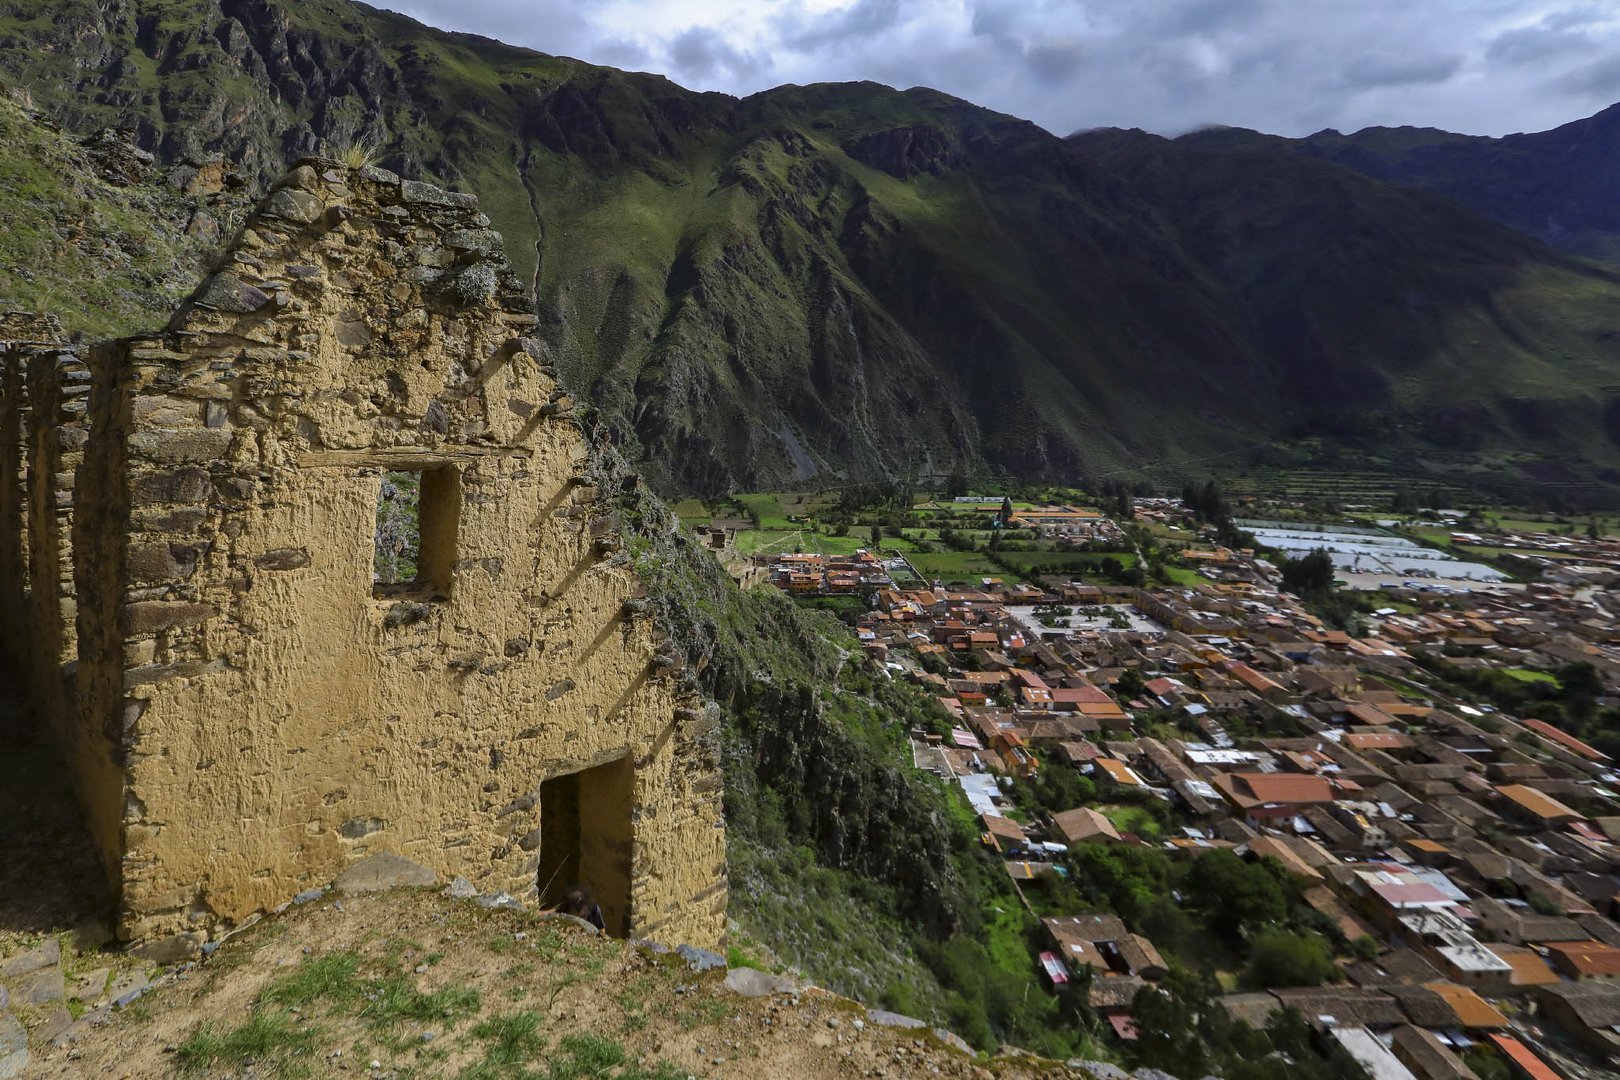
<box><xmin>127</xmin><ymin>428</ymin><xmax>231</xmax><ymax>465</ymax></box>
<box><xmin>252</xmin><ymin>548</ymin><xmax>311</xmax><ymax>571</ymax></box>
<box><xmin>132</xmin><ymin>468</ymin><xmax>213</xmax><ymax>506</ymax></box>
<box><xmin>124</xmin><ymin>601</ymin><xmax>217</xmax><ymax>635</ymax></box>
<box><xmin>333</xmin><ymin>853</ymin><xmax>437</xmax><ymax>893</ymax></box>
<box><xmin>193</xmin><ymin>273</ymin><xmax>270</xmax><ymax>313</ymax></box>
<box><xmin>0</xmin><ymin>1013</ymin><xmax>27</xmax><ymax>1079</ymax></box>
<box><xmin>0</xmin><ymin>939</ymin><xmax>59</xmax><ymax>978</ymax></box>
<box><xmin>127</xmin><ymin>543</ymin><xmax>198</xmax><ymax>583</ymax></box>
<box><xmin>264</xmin><ymin>187</ymin><xmax>324</xmax><ymax>225</ymax></box>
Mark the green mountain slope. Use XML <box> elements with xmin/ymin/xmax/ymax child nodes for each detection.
<box><xmin>1068</xmin><ymin>128</ymin><xmax>1620</xmax><ymax>500</ymax></box>
<box><xmin>1176</xmin><ymin>104</ymin><xmax>1620</xmax><ymax>265</ymax></box>
<box><xmin>5</xmin><ymin>0</ymin><xmax>1620</xmax><ymax>500</ymax></box>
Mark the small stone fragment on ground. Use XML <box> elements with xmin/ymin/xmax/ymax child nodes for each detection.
<box><xmin>104</xmin><ymin>970</ymin><xmax>148</xmax><ymax>1003</ymax></box>
<box><xmin>675</xmin><ymin>944</ymin><xmax>726</xmax><ymax>972</ymax></box>
<box><xmin>332</xmin><ymin>852</ymin><xmax>437</xmax><ymax>894</ymax></box>
<box><xmin>1069</xmin><ymin>1063</ymin><xmax>1126</xmax><ymax>1080</ymax></box>
<box><xmin>36</xmin><ymin>1007</ymin><xmax>72</xmax><ymax>1041</ymax></box>
<box><xmin>0</xmin><ymin>1012</ymin><xmax>28</xmax><ymax>1079</ymax></box>
<box><xmin>12</xmin><ymin>966</ymin><xmax>64</xmax><ymax>1006</ymax></box>
<box><xmin>723</xmin><ymin>967</ymin><xmax>800</xmax><ymax>998</ymax></box>
<box><xmin>0</xmin><ymin>939</ymin><xmax>60</xmax><ymax>978</ymax></box>
<box><xmin>475</xmin><ymin>892</ymin><xmax>523</xmax><ymax>911</ymax></box>
<box><xmin>68</xmin><ymin>967</ymin><xmax>110</xmax><ymax>1002</ymax></box>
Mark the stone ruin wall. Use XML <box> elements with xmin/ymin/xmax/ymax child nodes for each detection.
<box><xmin>0</xmin><ymin>164</ymin><xmax>728</xmax><ymax>958</ymax></box>
<box><xmin>0</xmin><ymin>313</ymin><xmax>128</xmax><ymax>889</ymax></box>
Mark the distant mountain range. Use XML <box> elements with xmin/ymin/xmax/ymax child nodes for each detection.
<box><xmin>3</xmin><ymin>0</ymin><xmax>1620</xmax><ymax>502</ymax></box>
<box><xmin>1167</xmin><ymin>107</ymin><xmax>1620</xmax><ymax>265</ymax></box>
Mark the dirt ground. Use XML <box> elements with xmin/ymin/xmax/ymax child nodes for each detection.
<box><xmin>19</xmin><ymin>888</ymin><xmax>1078</xmax><ymax>1079</ymax></box>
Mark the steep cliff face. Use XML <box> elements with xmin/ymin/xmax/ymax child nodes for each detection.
<box><xmin>5</xmin><ymin>0</ymin><xmax>1620</xmax><ymax>500</ymax></box>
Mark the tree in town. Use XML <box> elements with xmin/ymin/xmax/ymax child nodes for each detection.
<box><xmin>1115</xmin><ymin>667</ymin><xmax>1147</xmax><ymax>701</ymax></box>
<box><xmin>1279</xmin><ymin>549</ymin><xmax>1336</xmax><ymax>596</ymax></box>
<box><xmin>1116</xmin><ymin>489</ymin><xmax>1134</xmax><ymax>521</ymax></box>
<box><xmin>1185</xmin><ymin>850</ymin><xmax>1290</xmax><ymax>940</ymax></box>
<box><xmin>1244</xmin><ymin>928</ymin><xmax>1337</xmax><ymax>988</ymax></box>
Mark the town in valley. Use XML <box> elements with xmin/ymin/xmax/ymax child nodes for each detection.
<box><xmin>684</xmin><ymin>482</ymin><xmax>1620</xmax><ymax>1080</ymax></box>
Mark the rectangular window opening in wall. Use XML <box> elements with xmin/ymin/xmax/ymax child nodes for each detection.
<box><xmin>373</xmin><ymin>465</ymin><xmax>459</xmax><ymax>600</ymax></box>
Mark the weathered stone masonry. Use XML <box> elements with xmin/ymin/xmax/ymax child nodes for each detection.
<box><xmin>0</xmin><ymin>163</ymin><xmax>727</xmax><ymax>958</ymax></box>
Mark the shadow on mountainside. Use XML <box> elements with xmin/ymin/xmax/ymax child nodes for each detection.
<box><xmin>0</xmin><ymin>656</ymin><xmax>109</xmax><ymax>942</ymax></box>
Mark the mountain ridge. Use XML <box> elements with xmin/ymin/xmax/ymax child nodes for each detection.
<box><xmin>1173</xmin><ymin>102</ymin><xmax>1620</xmax><ymax>264</ymax></box>
<box><xmin>4</xmin><ymin>0</ymin><xmax>1620</xmax><ymax>501</ymax></box>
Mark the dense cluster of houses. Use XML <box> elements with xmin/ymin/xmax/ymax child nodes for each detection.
<box><xmin>756</xmin><ymin>549</ymin><xmax>895</xmax><ymax>594</ymax></box>
<box><xmin>827</xmin><ymin>503</ymin><xmax>1620</xmax><ymax>1079</ymax></box>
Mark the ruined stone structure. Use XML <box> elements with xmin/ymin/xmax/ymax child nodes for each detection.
<box><xmin>0</xmin><ymin>163</ymin><xmax>727</xmax><ymax>958</ymax></box>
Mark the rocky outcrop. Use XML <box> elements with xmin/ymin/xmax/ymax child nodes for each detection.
<box><xmin>844</xmin><ymin>124</ymin><xmax>959</xmax><ymax>179</ymax></box>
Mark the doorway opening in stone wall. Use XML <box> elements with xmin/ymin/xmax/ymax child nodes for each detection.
<box><xmin>373</xmin><ymin>465</ymin><xmax>459</xmax><ymax>600</ymax></box>
<box><xmin>536</xmin><ymin>755</ymin><xmax>633</xmax><ymax>937</ymax></box>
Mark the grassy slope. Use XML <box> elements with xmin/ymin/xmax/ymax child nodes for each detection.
<box><xmin>0</xmin><ymin>94</ymin><xmax>239</xmax><ymax>338</ymax></box>
<box><xmin>616</xmin><ymin>481</ymin><xmax>1079</xmax><ymax>1052</ymax></box>
<box><xmin>13</xmin><ymin>886</ymin><xmax>1070</xmax><ymax>1078</ymax></box>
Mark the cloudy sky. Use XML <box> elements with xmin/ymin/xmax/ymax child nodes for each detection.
<box><xmin>389</xmin><ymin>0</ymin><xmax>1620</xmax><ymax>137</ymax></box>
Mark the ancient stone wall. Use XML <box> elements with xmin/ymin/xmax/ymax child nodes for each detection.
<box><xmin>0</xmin><ymin>343</ymin><xmax>31</xmax><ymax>658</ymax></box>
<box><xmin>0</xmin><ymin>314</ymin><xmax>64</xmax><ymax>656</ymax></box>
<box><xmin>15</xmin><ymin>164</ymin><xmax>726</xmax><ymax>958</ymax></box>
<box><xmin>0</xmin><ymin>316</ymin><xmax>128</xmax><ymax>893</ymax></box>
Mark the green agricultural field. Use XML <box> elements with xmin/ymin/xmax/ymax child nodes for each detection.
<box><xmin>996</xmin><ymin>551</ymin><xmax>1138</xmax><ymax>571</ymax></box>
<box><xmin>733</xmin><ymin>529</ymin><xmax>869</xmax><ymax>557</ymax></box>
<box><xmin>1457</xmin><ymin>543</ymin><xmax>1577</xmax><ymax>561</ymax></box>
<box><xmin>907</xmin><ymin>551</ymin><xmax>1006</xmax><ymax>581</ymax></box>
<box><xmin>1502</xmin><ymin>668</ymin><xmax>1561</xmax><ymax>688</ymax></box>
<box><xmin>735</xmin><ymin>494</ymin><xmax>795</xmax><ymax>529</ymax></box>
<box><xmin>1161</xmin><ymin>566</ymin><xmax>1208</xmax><ymax>586</ymax></box>
<box><xmin>1100</xmin><ymin>804</ymin><xmax>1166</xmax><ymax>840</ymax></box>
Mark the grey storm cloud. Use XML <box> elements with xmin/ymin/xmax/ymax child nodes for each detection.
<box><xmin>780</xmin><ymin>0</ymin><xmax>903</xmax><ymax>51</ymax></box>
<box><xmin>1342</xmin><ymin>52</ymin><xmax>1467</xmax><ymax>90</ymax></box>
<box><xmin>1561</xmin><ymin>53</ymin><xmax>1620</xmax><ymax>96</ymax></box>
<box><xmin>388</xmin><ymin>0</ymin><xmax>1620</xmax><ymax>137</ymax></box>
<box><xmin>668</xmin><ymin>26</ymin><xmax>761</xmax><ymax>82</ymax></box>
<box><xmin>1487</xmin><ymin>24</ymin><xmax>1596</xmax><ymax>64</ymax></box>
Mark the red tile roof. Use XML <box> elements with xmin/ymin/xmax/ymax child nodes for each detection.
<box><xmin>1487</xmin><ymin>1035</ymin><xmax>1561</xmax><ymax>1080</ymax></box>
<box><xmin>1052</xmin><ymin>686</ymin><xmax>1113</xmax><ymax>705</ymax></box>
<box><xmin>1522</xmin><ymin>718</ymin><xmax>1611</xmax><ymax>762</ymax></box>
<box><xmin>1234</xmin><ymin>773</ymin><xmax>1335</xmax><ymax>805</ymax></box>
<box><xmin>1546</xmin><ymin>940</ymin><xmax>1620</xmax><ymax>979</ymax></box>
